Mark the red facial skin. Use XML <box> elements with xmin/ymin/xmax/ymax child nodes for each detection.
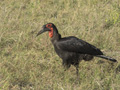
<box><xmin>46</xmin><ymin>24</ymin><xmax>53</xmax><ymax>38</ymax></box>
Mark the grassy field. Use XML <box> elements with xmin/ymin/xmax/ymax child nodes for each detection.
<box><xmin>0</xmin><ymin>0</ymin><xmax>120</xmax><ymax>90</ymax></box>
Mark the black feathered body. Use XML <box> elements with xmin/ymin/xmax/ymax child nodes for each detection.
<box><xmin>51</xmin><ymin>35</ymin><xmax>103</xmax><ymax>68</ymax></box>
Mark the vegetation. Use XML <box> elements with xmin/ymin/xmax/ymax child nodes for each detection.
<box><xmin>0</xmin><ymin>0</ymin><xmax>120</xmax><ymax>90</ymax></box>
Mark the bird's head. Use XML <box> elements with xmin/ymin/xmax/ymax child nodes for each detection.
<box><xmin>36</xmin><ymin>23</ymin><xmax>58</xmax><ymax>38</ymax></box>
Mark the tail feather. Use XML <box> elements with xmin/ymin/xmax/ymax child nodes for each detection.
<box><xmin>96</xmin><ymin>55</ymin><xmax>117</xmax><ymax>62</ymax></box>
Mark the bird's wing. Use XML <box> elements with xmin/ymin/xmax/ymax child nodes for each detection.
<box><xmin>56</xmin><ymin>36</ymin><xmax>103</xmax><ymax>55</ymax></box>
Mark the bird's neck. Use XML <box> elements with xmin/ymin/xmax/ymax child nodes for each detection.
<box><xmin>51</xmin><ymin>32</ymin><xmax>61</xmax><ymax>44</ymax></box>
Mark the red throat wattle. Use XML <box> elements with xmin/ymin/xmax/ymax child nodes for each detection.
<box><xmin>49</xmin><ymin>28</ymin><xmax>53</xmax><ymax>38</ymax></box>
<box><xmin>46</xmin><ymin>24</ymin><xmax>53</xmax><ymax>38</ymax></box>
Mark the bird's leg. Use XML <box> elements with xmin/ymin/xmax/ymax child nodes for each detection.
<box><xmin>75</xmin><ymin>65</ymin><xmax>79</xmax><ymax>76</ymax></box>
<box><xmin>76</xmin><ymin>67</ymin><xmax>79</xmax><ymax>76</ymax></box>
<box><xmin>62</xmin><ymin>61</ymin><xmax>71</xmax><ymax>79</ymax></box>
<box><xmin>63</xmin><ymin>64</ymin><xmax>70</xmax><ymax>71</ymax></box>
<box><xmin>62</xmin><ymin>60</ymin><xmax>70</xmax><ymax>71</ymax></box>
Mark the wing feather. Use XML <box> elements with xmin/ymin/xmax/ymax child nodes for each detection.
<box><xmin>56</xmin><ymin>36</ymin><xmax>103</xmax><ymax>55</ymax></box>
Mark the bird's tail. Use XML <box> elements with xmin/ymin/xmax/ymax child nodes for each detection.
<box><xmin>96</xmin><ymin>55</ymin><xmax>117</xmax><ymax>62</ymax></box>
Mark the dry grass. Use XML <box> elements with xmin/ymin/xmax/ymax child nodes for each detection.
<box><xmin>0</xmin><ymin>0</ymin><xmax>120</xmax><ymax>90</ymax></box>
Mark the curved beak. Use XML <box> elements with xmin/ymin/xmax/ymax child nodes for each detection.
<box><xmin>36</xmin><ymin>27</ymin><xmax>51</xmax><ymax>37</ymax></box>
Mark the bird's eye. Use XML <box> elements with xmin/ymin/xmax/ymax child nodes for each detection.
<box><xmin>46</xmin><ymin>24</ymin><xmax>52</xmax><ymax>28</ymax></box>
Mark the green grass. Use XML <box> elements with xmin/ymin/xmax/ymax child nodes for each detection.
<box><xmin>0</xmin><ymin>0</ymin><xmax>120</xmax><ymax>90</ymax></box>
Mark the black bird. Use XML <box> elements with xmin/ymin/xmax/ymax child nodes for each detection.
<box><xmin>37</xmin><ymin>23</ymin><xmax>117</xmax><ymax>75</ymax></box>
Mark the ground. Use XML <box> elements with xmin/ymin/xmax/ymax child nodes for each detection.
<box><xmin>0</xmin><ymin>0</ymin><xmax>120</xmax><ymax>90</ymax></box>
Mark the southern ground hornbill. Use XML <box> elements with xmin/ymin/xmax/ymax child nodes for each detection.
<box><xmin>36</xmin><ymin>23</ymin><xmax>117</xmax><ymax>75</ymax></box>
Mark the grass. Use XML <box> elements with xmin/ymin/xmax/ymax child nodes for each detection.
<box><xmin>0</xmin><ymin>0</ymin><xmax>120</xmax><ymax>90</ymax></box>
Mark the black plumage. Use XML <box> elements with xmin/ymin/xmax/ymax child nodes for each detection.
<box><xmin>37</xmin><ymin>23</ymin><xmax>117</xmax><ymax>75</ymax></box>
